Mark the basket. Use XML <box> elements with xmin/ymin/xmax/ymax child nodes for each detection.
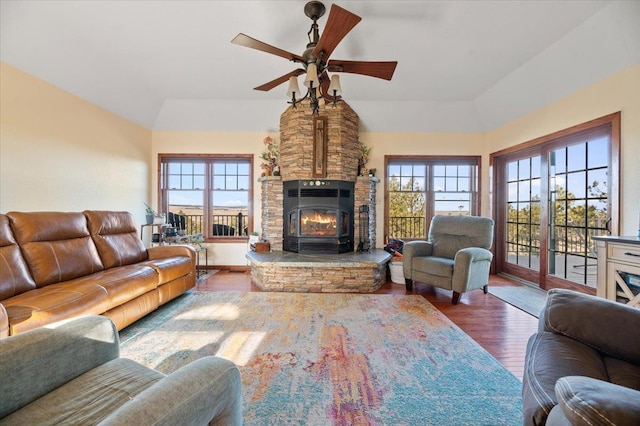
<box><xmin>389</xmin><ymin>261</ymin><xmax>404</xmax><ymax>284</ymax></box>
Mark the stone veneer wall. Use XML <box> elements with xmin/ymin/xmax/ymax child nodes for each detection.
<box><xmin>259</xmin><ymin>176</ymin><xmax>283</xmax><ymax>251</ymax></box>
<box><xmin>279</xmin><ymin>102</ymin><xmax>360</xmax><ymax>182</ymax></box>
<box><xmin>259</xmin><ymin>101</ymin><xmax>379</xmax><ymax>252</ymax></box>
<box><xmin>354</xmin><ymin>176</ymin><xmax>379</xmax><ymax>250</ymax></box>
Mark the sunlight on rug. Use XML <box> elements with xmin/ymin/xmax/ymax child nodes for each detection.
<box><xmin>119</xmin><ymin>291</ymin><xmax>523</xmax><ymax>425</ymax></box>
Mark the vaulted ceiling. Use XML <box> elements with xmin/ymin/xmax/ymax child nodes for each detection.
<box><xmin>1</xmin><ymin>1</ymin><xmax>638</xmax><ymax>132</ymax></box>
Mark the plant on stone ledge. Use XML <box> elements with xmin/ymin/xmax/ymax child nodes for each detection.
<box><xmin>260</xmin><ymin>136</ymin><xmax>280</xmax><ymax>176</ymax></box>
<box><xmin>358</xmin><ymin>140</ymin><xmax>372</xmax><ymax>176</ymax></box>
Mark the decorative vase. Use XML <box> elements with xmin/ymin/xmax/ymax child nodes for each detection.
<box><xmin>145</xmin><ymin>214</ymin><xmax>154</xmax><ymax>225</ymax></box>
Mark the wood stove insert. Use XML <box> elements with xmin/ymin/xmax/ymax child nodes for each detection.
<box><xmin>283</xmin><ymin>180</ymin><xmax>354</xmax><ymax>253</ymax></box>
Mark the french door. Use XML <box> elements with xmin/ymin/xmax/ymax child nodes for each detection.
<box><xmin>492</xmin><ymin>113</ymin><xmax>620</xmax><ymax>292</ymax></box>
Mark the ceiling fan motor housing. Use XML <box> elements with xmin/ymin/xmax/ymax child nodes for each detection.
<box><xmin>304</xmin><ymin>1</ymin><xmax>326</xmax><ymax>20</ymax></box>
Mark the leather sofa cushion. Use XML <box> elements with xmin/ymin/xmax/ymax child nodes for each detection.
<box><xmin>7</xmin><ymin>212</ymin><xmax>104</xmax><ymax>286</ymax></box>
<box><xmin>0</xmin><ymin>214</ymin><xmax>36</xmax><ymax>300</ymax></box>
<box><xmin>141</xmin><ymin>257</ymin><xmax>193</xmax><ymax>285</ymax></box>
<box><xmin>412</xmin><ymin>256</ymin><xmax>454</xmax><ymax>278</ymax></box>
<box><xmin>522</xmin><ymin>332</ymin><xmax>609</xmax><ymax>426</ymax></box>
<box><xmin>69</xmin><ymin>265</ymin><xmax>159</xmax><ymax>310</ymax></box>
<box><xmin>603</xmin><ymin>355</ymin><xmax>640</xmax><ymax>391</ymax></box>
<box><xmin>84</xmin><ymin>211</ymin><xmax>148</xmax><ymax>269</ymax></box>
<box><xmin>554</xmin><ymin>376</ymin><xmax>640</xmax><ymax>426</ymax></box>
<box><xmin>543</xmin><ymin>288</ymin><xmax>640</xmax><ymax>364</ymax></box>
<box><xmin>2</xmin><ymin>282</ymin><xmax>110</xmax><ymax>335</ymax></box>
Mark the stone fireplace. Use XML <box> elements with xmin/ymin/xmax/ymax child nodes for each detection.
<box><xmin>247</xmin><ymin>101</ymin><xmax>391</xmax><ymax>292</ymax></box>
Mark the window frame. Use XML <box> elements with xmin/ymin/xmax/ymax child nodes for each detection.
<box><xmin>158</xmin><ymin>153</ymin><xmax>254</xmax><ymax>242</ymax></box>
<box><xmin>490</xmin><ymin>112</ymin><xmax>620</xmax><ymax>292</ymax></box>
<box><xmin>384</xmin><ymin>155</ymin><xmax>482</xmax><ymax>242</ymax></box>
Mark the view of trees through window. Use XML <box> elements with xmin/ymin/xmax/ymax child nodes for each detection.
<box><xmin>159</xmin><ymin>155</ymin><xmax>252</xmax><ymax>239</ymax></box>
<box><xmin>386</xmin><ymin>158</ymin><xmax>479</xmax><ymax>240</ymax></box>
<box><xmin>495</xmin><ymin>114</ymin><xmax>617</xmax><ymax>292</ymax></box>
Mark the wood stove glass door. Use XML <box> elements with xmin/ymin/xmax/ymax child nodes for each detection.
<box><xmin>300</xmin><ymin>209</ymin><xmax>337</xmax><ymax>236</ymax></box>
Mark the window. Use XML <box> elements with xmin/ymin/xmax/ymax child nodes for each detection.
<box><xmin>159</xmin><ymin>154</ymin><xmax>253</xmax><ymax>240</ymax></box>
<box><xmin>385</xmin><ymin>156</ymin><xmax>480</xmax><ymax>240</ymax></box>
<box><xmin>492</xmin><ymin>112</ymin><xmax>620</xmax><ymax>292</ymax></box>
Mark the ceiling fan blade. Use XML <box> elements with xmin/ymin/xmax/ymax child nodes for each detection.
<box><xmin>311</xmin><ymin>4</ymin><xmax>361</xmax><ymax>61</ymax></box>
<box><xmin>254</xmin><ymin>69</ymin><xmax>306</xmax><ymax>92</ymax></box>
<box><xmin>232</xmin><ymin>33</ymin><xmax>305</xmax><ymax>63</ymax></box>
<box><xmin>328</xmin><ymin>60</ymin><xmax>398</xmax><ymax>81</ymax></box>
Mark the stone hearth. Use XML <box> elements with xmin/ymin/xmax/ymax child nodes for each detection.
<box><xmin>246</xmin><ymin>251</ymin><xmax>392</xmax><ymax>292</ymax></box>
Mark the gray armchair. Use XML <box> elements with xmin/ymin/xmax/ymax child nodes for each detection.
<box><xmin>0</xmin><ymin>315</ymin><xmax>243</xmax><ymax>425</ymax></box>
<box><xmin>403</xmin><ymin>215</ymin><xmax>494</xmax><ymax>304</ymax></box>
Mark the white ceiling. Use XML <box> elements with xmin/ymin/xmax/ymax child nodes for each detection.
<box><xmin>1</xmin><ymin>1</ymin><xmax>639</xmax><ymax>132</ymax></box>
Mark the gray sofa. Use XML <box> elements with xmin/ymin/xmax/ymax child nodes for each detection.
<box><xmin>523</xmin><ymin>288</ymin><xmax>640</xmax><ymax>425</ymax></box>
<box><xmin>0</xmin><ymin>315</ymin><xmax>243</xmax><ymax>425</ymax></box>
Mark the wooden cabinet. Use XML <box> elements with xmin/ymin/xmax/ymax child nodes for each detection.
<box><xmin>594</xmin><ymin>236</ymin><xmax>640</xmax><ymax>307</ymax></box>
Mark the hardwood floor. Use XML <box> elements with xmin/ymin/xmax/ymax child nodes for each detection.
<box><xmin>197</xmin><ymin>271</ymin><xmax>539</xmax><ymax>380</ymax></box>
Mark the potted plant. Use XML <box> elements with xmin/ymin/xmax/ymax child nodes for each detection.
<box><xmin>260</xmin><ymin>136</ymin><xmax>280</xmax><ymax>176</ymax></box>
<box><xmin>249</xmin><ymin>231</ymin><xmax>260</xmax><ymax>245</ymax></box>
<box><xmin>144</xmin><ymin>203</ymin><xmax>155</xmax><ymax>225</ymax></box>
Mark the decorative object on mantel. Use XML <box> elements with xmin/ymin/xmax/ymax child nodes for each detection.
<box><xmin>231</xmin><ymin>1</ymin><xmax>397</xmax><ymax>115</ymax></box>
<box><xmin>260</xmin><ymin>136</ymin><xmax>280</xmax><ymax>176</ymax></box>
<box><xmin>368</xmin><ymin>168</ymin><xmax>377</xmax><ymax>177</ymax></box>
<box><xmin>358</xmin><ymin>140</ymin><xmax>371</xmax><ymax>176</ymax></box>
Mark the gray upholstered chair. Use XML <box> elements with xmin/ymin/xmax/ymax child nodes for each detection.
<box><xmin>403</xmin><ymin>215</ymin><xmax>494</xmax><ymax>304</ymax></box>
<box><xmin>0</xmin><ymin>315</ymin><xmax>243</xmax><ymax>425</ymax></box>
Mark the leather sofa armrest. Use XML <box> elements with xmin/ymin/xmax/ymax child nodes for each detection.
<box><xmin>0</xmin><ymin>303</ymin><xmax>8</xmax><ymax>338</ymax></box>
<box><xmin>147</xmin><ymin>245</ymin><xmax>196</xmax><ymax>270</ymax></box>
<box><xmin>402</xmin><ymin>241</ymin><xmax>433</xmax><ymax>278</ymax></box>
<box><xmin>99</xmin><ymin>357</ymin><xmax>242</xmax><ymax>426</ymax></box>
<box><xmin>0</xmin><ymin>315</ymin><xmax>119</xmax><ymax>418</ymax></box>
<box><xmin>541</xmin><ymin>288</ymin><xmax>640</xmax><ymax>364</ymax></box>
<box><xmin>551</xmin><ymin>376</ymin><xmax>640</xmax><ymax>426</ymax></box>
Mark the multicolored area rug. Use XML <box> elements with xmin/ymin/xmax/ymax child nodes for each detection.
<box><xmin>119</xmin><ymin>292</ymin><xmax>523</xmax><ymax>425</ymax></box>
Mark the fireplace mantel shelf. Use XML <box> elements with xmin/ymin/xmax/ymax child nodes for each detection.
<box><xmin>258</xmin><ymin>176</ymin><xmax>380</xmax><ymax>184</ymax></box>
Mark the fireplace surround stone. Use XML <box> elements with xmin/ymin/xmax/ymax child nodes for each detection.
<box><xmin>246</xmin><ymin>251</ymin><xmax>392</xmax><ymax>293</ymax></box>
<box><xmin>250</xmin><ymin>102</ymin><xmax>389</xmax><ymax>292</ymax></box>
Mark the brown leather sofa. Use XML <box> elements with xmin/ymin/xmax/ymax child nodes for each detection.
<box><xmin>0</xmin><ymin>210</ymin><xmax>196</xmax><ymax>338</ymax></box>
<box><xmin>523</xmin><ymin>288</ymin><xmax>640</xmax><ymax>425</ymax></box>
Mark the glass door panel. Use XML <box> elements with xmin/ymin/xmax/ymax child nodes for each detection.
<box><xmin>505</xmin><ymin>156</ymin><xmax>541</xmax><ymax>272</ymax></box>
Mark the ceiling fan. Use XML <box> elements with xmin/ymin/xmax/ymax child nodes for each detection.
<box><xmin>231</xmin><ymin>1</ymin><xmax>398</xmax><ymax>114</ymax></box>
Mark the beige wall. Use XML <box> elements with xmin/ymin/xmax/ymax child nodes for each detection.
<box><xmin>0</xmin><ymin>63</ymin><xmax>152</xmax><ymax>225</ymax></box>
<box><xmin>2</xmin><ymin>60</ymin><xmax>638</xmax><ymax>266</ymax></box>
<box><xmin>485</xmin><ymin>64</ymin><xmax>640</xmax><ymax>235</ymax></box>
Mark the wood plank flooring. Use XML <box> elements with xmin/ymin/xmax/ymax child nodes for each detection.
<box><xmin>197</xmin><ymin>271</ymin><xmax>539</xmax><ymax>380</ymax></box>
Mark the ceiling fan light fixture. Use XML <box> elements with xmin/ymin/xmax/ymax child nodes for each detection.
<box><xmin>328</xmin><ymin>74</ymin><xmax>342</xmax><ymax>97</ymax></box>
<box><xmin>303</xmin><ymin>63</ymin><xmax>319</xmax><ymax>88</ymax></box>
<box><xmin>286</xmin><ymin>76</ymin><xmax>301</xmax><ymax>98</ymax></box>
<box><xmin>232</xmin><ymin>1</ymin><xmax>396</xmax><ymax>115</ymax></box>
